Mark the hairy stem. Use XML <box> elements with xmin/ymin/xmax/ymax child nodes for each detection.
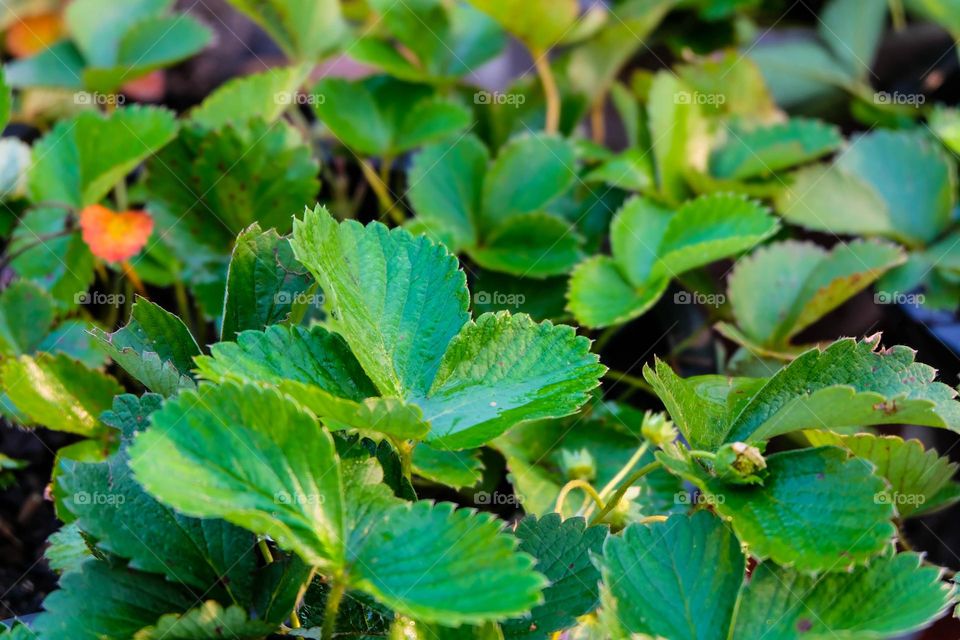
<box><xmin>533</xmin><ymin>53</ymin><xmax>560</xmax><ymax>134</ymax></box>
<box><xmin>322</xmin><ymin>576</ymin><xmax>347</xmax><ymax>639</ymax></box>
<box><xmin>590</xmin><ymin>460</ymin><xmax>662</xmax><ymax>526</ymax></box>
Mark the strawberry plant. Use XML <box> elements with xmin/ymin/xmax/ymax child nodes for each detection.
<box><xmin>0</xmin><ymin>0</ymin><xmax>960</xmax><ymax>637</ymax></box>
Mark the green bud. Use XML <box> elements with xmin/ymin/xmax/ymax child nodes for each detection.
<box><xmin>641</xmin><ymin>411</ymin><xmax>677</xmax><ymax>446</ymax></box>
<box><xmin>714</xmin><ymin>442</ymin><xmax>767</xmax><ymax>485</ymax></box>
<box><xmin>560</xmin><ymin>448</ymin><xmax>596</xmax><ymax>481</ymax></box>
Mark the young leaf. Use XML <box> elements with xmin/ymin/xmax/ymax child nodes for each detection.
<box><xmin>2</xmin><ymin>353</ymin><xmax>122</xmax><ymax>436</ymax></box>
<box><xmin>501</xmin><ymin>514</ymin><xmax>607</xmax><ymax>639</ymax></box>
<box><xmin>733</xmin><ymin>551</ymin><xmax>955</xmax><ymax>639</ymax></box>
<box><xmin>32</xmin><ymin>560</ymin><xmax>197</xmax><ymax>640</ymax></box>
<box><xmin>721</xmin><ymin>240</ymin><xmax>905</xmax><ymax>351</ymax></box>
<box><xmin>92</xmin><ymin>297</ymin><xmax>200</xmax><ymax>396</ymax></box>
<box><xmin>29</xmin><ymin>106</ymin><xmax>177</xmax><ymax>207</ymax></box>
<box><xmin>129</xmin><ymin>383</ymin><xmax>346</xmax><ymax>570</ymax></box>
<box><xmin>133</xmin><ymin>602</ymin><xmax>276</xmax><ymax>640</ymax></box>
<box><xmin>349</xmin><ymin>501</ymin><xmax>546</xmax><ymax>625</ymax></box>
<box><xmin>224</xmin><ymin>0</ymin><xmax>346</xmax><ymax>61</ymax></box>
<box><xmin>647</xmin><ymin>72</ymin><xmax>707</xmax><ymax>204</ymax></box>
<box><xmin>467</xmin><ymin>0</ymin><xmax>578</xmax><ymax>53</ymax></box>
<box><xmin>601</xmin><ymin>512</ymin><xmax>744</xmax><ymax>640</ymax></box>
<box><xmin>220</xmin><ymin>224</ymin><xmax>313</xmax><ymax>340</ymax></box>
<box><xmin>777</xmin><ymin>130</ymin><xmax>957</xmax><ymax>248</ymax></box>
<box><xmin>663</xmin><ymin>446</ymin><xmax>895</xmax><ymax>571</ymax></box>
<box><xmin>190</xmin><ymin>64</ymin><xmax>312</xmax><ymax>129</ymax></box>
<box><xmin>804</xmin><ymin>431</ymin><xmax>960</xmax><ymax>518</ymax></box>
<box><xmin>709</xmin><ymin>118</ymin><xmax>842</xmax><ymax>180</ymax></box>
<box><xmin>313</xmin><ymin>76</ymin><xmax>470</xmax><ymax>156</ymax></box>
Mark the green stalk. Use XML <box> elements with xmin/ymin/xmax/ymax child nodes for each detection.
<box><xmin>322</xmin><ymin>576</ymin><xmax>347</xmax><ymax>639</ymax></box>
<box><xmin>589</xmin><ymin>460</ymin><xmax>662</xmax><ymax>526</ymax></box>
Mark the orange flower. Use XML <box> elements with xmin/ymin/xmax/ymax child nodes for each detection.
<box><xmin>5</xmin><ymin>12</ymin><xmax>64</xmax><ymax>59</ymax></box>
<box><xmin>79</xmin><ymin>205</ymin><xmax>154</xmax><ymax>263</ymax></box>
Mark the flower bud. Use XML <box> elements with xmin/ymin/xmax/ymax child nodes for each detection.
<box><xmin>560</xmin><ymin>448</ymin><xmax>596</xmax><ymax>482</ymax></box>
<box><xmin>714</xmin><ymin>442</ymin><xmax>767</xmax><ymax>485</ymax></box>
<box><xmin>641</xmin><ymin>411</ymin><xmax>677</xmax><ymax>447</ymax></box>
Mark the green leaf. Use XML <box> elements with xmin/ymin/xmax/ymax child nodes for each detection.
<box><xmin>710</xmin><ymin>118</ymin><xmax>842</xmax><ymax>180</ymax></box>
<box><xmin>100</xmin><ymin>392</ymin><xmax>163</xmax><ymax>437</ymax></box>
<box><xmin>471</xmin><ymin>212</ymin><xmax>584</xmax><ymax>278</ymax></box>
<box><xmin>65</xmin><ymin>0</ymin><xmax>169</xmax><ymax>67</ymax></box>
<box><xmin>349</xmin><ymin>501</ymin><xmax>546</xmax><ymax>625</ymax></box>
<box><xmin>195</xmin><ymin>325</ymin><xmax>428</xmax><ymax>440</ymax></box>
<box><xmin>221</xmin><ymin>224</ymin><xmax>313</xmax><ymax>340</ymax></box>
<box><xmin>566</xmin><ymin>255</ymin><xmax>669</xmax><ymax>328</ymax></box>
<box><xmin>2</xmin><ymin>353</ymin><xmax>122</xmax><ymax>436</ymax></box>
<box><xmin>44</xmin><ymin>522</ymin><xmax>92</xmax><ymax>575</ymax></box>
<box><xmin>930</xmin><ymin>105</ymin><xmax>960</xmax><ymax>155</ymax></box>
<box><xmin>59</xmin><ymin>441</ymin><xmax>258</xmax><ymax>603</ymax></box>
<box><xmin>502</xmin><ymin>514</ymin><xmax>606</xmax><ymax>639</ymax></box>
<box><xmin>0</xmin><ymin>68</ymin><xmax>10</xmax><ymax>132</ymax></box>
<box><xmin>412</xmin><ymin>445</ymin><xmax>484</xmax><ymax>489</ymax></box>
<box><xmin>224</xmin><ymin>0</ymin><xmax>346</xmax><ymax>61</ymax></box>
<box><xmin>724</xmin><ymin>240</ymin><xmax>905</xmax><ymax>350</ymax></box>
<box><xmin>749</xmin><ymin>39</ymin><xmax>853</xmax><ymax>109</ymax></box>
<box><xmin>647</xmin><ymin>72</ymin><xmax>707</xmax><ymax>204</ymax></box>
<box><xmin>92</xmin><ymin>297</ymin><xmax>200</xmax><ymax>396</ymax></box>
<box><xmin>33</xmin><ymin>560</ymin><xmax>196</xmax><ymax>640</ymax></box>
<box><xmin>667</xmin><ymin>446</ymin><xmax>895</xmax><ymax>571</ymax></box>
<box><xmin>29</xmin><ymin>106</ymin><xmax>177</xmax><ymax>207</ymax></box>
<box><xmin>133</xmin><ymin>602</ymin><xmax>276</xmax><ymax>639</ymax></box>
<box><xmin>313</xmin><ymin>76</ymin><xmax>470</xmax><ymax>156</ymax></box>
<box><xmin>805</xmin><ymin>431</ymin><xmax>960</xmax><ymax>518</ymax></box>
<box><xmin>601</xmin><ymin>512</ymin><xmax>743</xmax><ymax>640</ymax></box>
<box><xmin>0</xmin><ymin>280</ymin><xmax>56</xmax><ymax>356</ymax></box>
<box><xmin>777</xmin><ymin>130</ymin><xmax>957</xmax><ymax>248</ymax></box>
<box><xmin>129</xmin><ymin>383</ymin><xmax>346</xmax><ymax>569</ymax></box>
<box><xmin>467</xmin><ymin>0</ymin><xmax>578</xmax><ymax>52</ymax></box>
<box><xmin>725</xmin><ymin>337</ymin><xmax>960</xmax><ymax>443</ymax></box>
<box><xmin>819</xmin><ymin>0</ymin><xmax>887</xmax><ymax>80</ymax></box>
<box><xmin>146</xmin><ymin>120</ymin><xmax>319</xmax><ymax>250</ymax></box>
<box><xmin>4</xmin><ymin>42</ymin><xmax>85</xmax><ymax>89</ymax></box>
<box><xmin>191</xmin><ymin>66</ymin><xmax>311</xmax><ymax>129</ymax></box>
<box><xmin>733</xmin><ymin>551</ymin><xmax>956</xmax><ymax>639</ymax></box>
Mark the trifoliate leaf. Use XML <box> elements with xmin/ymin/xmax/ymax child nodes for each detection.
<box><xmin>33</xmin><ymin>560</ymin><xmax>196</xmax><ymax>640</ymax></box>
<box><xmin>502</xmin><ymin>514</ymin><xmax>606</xmax><ymax>639</ymax></box>
<box><xmin>313</xmin><ymin>76</ymin><xmax>470</xmax><ymax>156</ymax></box>
<box><xmin>805</xmin><ymin>431</ymin><xmax>960</xmax><ymax>518</ymax></box>
<box><xmin>190</xmin><ymin>64</ymin><xmax>312</xmax><ymax>129</ymax></box>
<box><xmin>725</xmin><ymin>337</ymin><xmax>960</xmax><ymax>443</ymax></box>
<box><xmin>92</xmin><ymin>297</ymin><xmax>200</xmax><ymax>397</ymax></box>
<box><xmin>733</xmin><ymin>551</ymin><xmax>956</xmax><ymax>639</ymax></box>
<box><xmin>349</xmin><ymin>501</ymin><xmax>546</xmax><ymax>625</ymax></box>
<box><xmin>664</xmin><ymin>446</ymin><xmax>895</xmax><ymax>571</ymax></box>
<box><xmin>721</xmin><ymin>240</ymin><xmax>905</xmax><ymax>351</ymax></box>
<box><xmin>2</xmin><ymin>353</ymin><xmax>122</xmax><ymax>436</ymax></box>
<box><xmin>466</xmin><ymin>0</ymin><xmax>578</xmax><ymax>53</ymax></box>
<box><xmin>145</xmin><ymin>119</ymin><xmax>319</xmax><ymax>250</ymax></box>
<box><xmin>601</xmin><ymin>512</ymin><xmax>744</xmax><ymax>640</ymax></box>
<box><xmin>220</xmin><ymin>224</ymin><xmax>313</xmax><ymax>340</ymax></box>
<box><xmin>129</xmin><ymin>383</ymin><xmax>346</xmax><ymax>570</ymax></box>
<box><xmin>710</xmin><ymin>118</ymin><xmax>842</xmax><ymax>180</ymax></box>
<box><xmin>195</xmin><ymin>325</ymin><xmax>428</xmax><ymax>440</ymax></box>
<box><xmin>224</xmin><ymin>0</ymin><xmax>346</xmax><ymax>61</ymax></box>
<box><xmin>411</xmin><ymin>446</ymin><xmax>484</xmax><ymax>489</ymax></box>
<box><xmin>29</xmin><ymin>106</ymin><xmax>177</xmax><ymax>207</ymax></box>
<box><xmin>777</xmin><ymin>130</ymin><xmax>957</xmax><ymax>248</ymax></box>
<box><xmin>60</xmin><ymin>437</ymin><xmax>258</xmax><ymax>603</ymax></box>
<box><xmin>133</xmin><ymin>602</ymin><xmax>276</xmax><ymax>640</ymax></box>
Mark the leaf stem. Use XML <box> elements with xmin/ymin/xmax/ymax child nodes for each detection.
<box><xmin>602</xmin><ymin>369</ymin><xmax>655</xmax><ymax>396</ymax></box>
<box><xmin>582</xmin><ymin>442</ymin><xmax>650</xmax><ymax>519</ymax></box>
<box><xmin>888</xmin><ymin>0</ymin><xmax>906</xmax><ymax>30</ymax></box>
<box><xmin>395</xmin><ymin>439</ymin><xmax>414</xmax><ymax>483</ymax></box>
<box><xmin>322</xmin><ymin>576</ymin><xmax>347</xmax><ymax>639</ymax></box>
<box><xmin>590</xmin><ymin>99</ymin><xmax>605</xmax><ymax>144</ymax></box>
<box><xmin>358</xmin><ymin>158</ymin><xmax>403</xmax><ymax>225</ymax></box>
<box><xmin>555</xmin><ymin>479</ymin><xmax>605</xmax><ymax>515</ymax></box>
<box><xmin>257</xmin><ymin>538</ymin><xmax>274</xmax><ymax>564</ymax></box>
<box><xmin>533</xmin><ymin>52</ymin><xmax>560</xmax><ymax>134</ymax></box>
<box><xmin>589</xmin><ymin>460</ymin><xmax>662</xmax><ymax>526</ymax></box>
